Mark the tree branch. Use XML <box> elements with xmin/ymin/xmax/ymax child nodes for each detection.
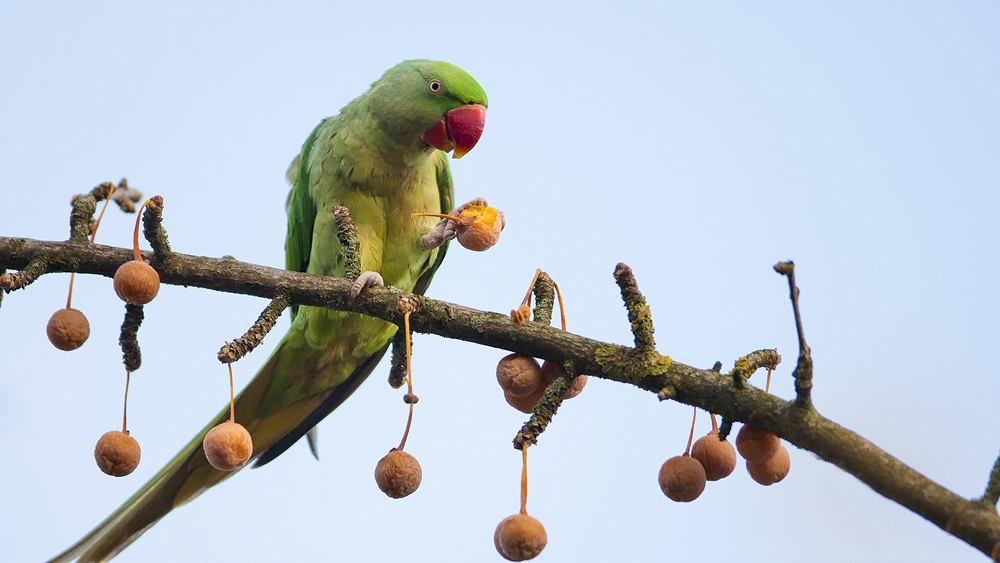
<box><xmin>141</xmin><ymin>195</ymin><xmax>173</xmax><ymax>265</ymax></box>
<box><xmin>2</xmin><ymin>234</ymin><xmax>999</xmax><ymax>558</ymax></box>
<box><xmin>217</xmin><ymin>291</ymin><xmax>290</xmax><ymax>363</ymax></box>
<box><xmin>981</xmin><ymin>451</ymin><xmax>1000</xmax><ymax>508</ymax></box>
<box><xmin>774</xmin><ymin>261</ymin><xmax>813</xmax><ymax>409</ymax></box>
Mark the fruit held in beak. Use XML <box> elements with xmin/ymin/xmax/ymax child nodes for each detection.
<box><xmin>421</xmin><ymin>103</ymin><xmax>486</xmax><ymax>158</ymax></box>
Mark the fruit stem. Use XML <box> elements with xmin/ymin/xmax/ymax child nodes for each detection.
<box><xmin>765</xmin><ymin>367</ymin><xmax>772</xmax><ymax>393</ymax></box>
<box><xmin>410</xmin><ymin>212</ymin><xmax>461</xmax><ymax>223</ymax></box>
<box><xmin>684</xmin><ymin>407</ymin><xmax>697</xmax><ymax>456</ymax></box>
<box><xmin>397</xmin><ymin>311</ymin><xmax>414</xmax><ymax>451</ymax></box>
<box><xmin>520</xmin><ymin>268</ymin><xmax>542</xmax><ymax>310</ymax></box>
<box><xmin>520</xmin><ymin>444</ymin><xmax>529</xmax><ymax>515</ymax></box>
<box><xmin>132</xmin><ymin>199</ymin><xmax>151</xmax><ymax>262</ymax></box>
<box><xmin>91</xmin><ymin>184</ymin><xmax>116</xmax><ymax>244</ymax></box>
<box><xmin>710</xmin><ymin>412</ymin><xmax>719</xmax><ymax>434</ymax></box>
<box><xmin>398</xmin><ymin>404</ymin><xmax>414</xmax><ymax>452</ymax></box>
<box><xmin>122</xmin><ymin>369</ymin><xmax>131</xmax><ymax>434</ymax></box>
<box><xmin>553</xmin><ymin>281</ymin><xmax>566</xmax><ymax>331</ymax></box>
<box><xmin>66</xmin><ymin>274</ymin><xmax>75</xmax><ymax>309</ymax></box>
<box><xmin>227</xmin><ymin>363</ymin><xmax>235</xmax><ymax>423</ymax></box>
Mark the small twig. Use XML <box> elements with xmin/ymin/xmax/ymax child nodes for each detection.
<box><xmin>531</xmin><ymin>272</ymin><xmax>555</xmax><ymax>326</ymax></box>
<box><xmin>119</xmin><ymin>304</ymin><xmax>144</xmax><ymax>372</ymax></box>
<box><xmin>86</xmin><ymin>181</ymin><xmax>115</xmax><ymax>202</ymax></box>
<box><xmin>774</xmin><ymin>261</ymin><xmax>813</xmax><ymax>408</ymax></box>
<box><xmin>388</xmin><ymin>328</ymin><xmax>408</xmax><ymax>389</ymax></box>
<box><xmin>0</xmin><ymin>256</ymin><xmax>50</xmax><ymax>294</ymax></box>
<box><xmin>69</xmin><ymin>194</ymin><xmax>97</xmax><ymax>243</ymax></box>
<box><xmin>728</xmin><ymin>349</ymin><xmax>781</xmax><ymax>390</ymax></box>
<box><xmin>141</xmin><ymin>196</ymin><xmax>173</xmax><ymax>264</ymax></box>
<box><xmin>719</xmin><ymin>417</ymin><xmax>734</xmax><ymax>441</ymax></box>
<box><xmin>657</xmin><ymin>385</ymin><xmax>676</xmax><ymax>401</ymax></box>
<box><xmin>513</xmin><ymin>362</ymin><xmax>573</xmax><ymax>450</ymax></box>
<box><xmin>979</xmin><ymin>450</ymin><xmax>1000</xmax><ymax>508</ymax></box>
<box><xmin>332</xmin><ymin>206</ymin><xmax>361</xmax><ymax>281</ymax></box>
<box><xmin>613</xmin><ymin>263</ymin><xmax>655</xmax><ymax>353</ymax></box>
<box><xmin>217</xmin><ymin>291</ymin><xmax>290</xmax><ymax>363</ymax></box>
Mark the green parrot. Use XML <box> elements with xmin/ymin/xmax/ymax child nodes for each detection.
<box><xmin>49</xmin><ymin>59</ymin><xmax>488</xmax><ymax>563</ymax></box>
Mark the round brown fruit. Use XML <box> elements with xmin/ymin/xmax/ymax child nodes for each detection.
<box><xmin>455</xmin><ymin>205</ymin><xmax>503</xmax><ymax>252</ymax></box>
<box><xmin>374</xmin><ymin>449</ymin><xmax>422</xmax><ymax>498</ymax></box>
<box><xmin>736</xmin><ymin>424</ymin><xmax>780</xmax><ymax>463</ymax></box>
<box><xmin>113</xmin><ymin>260</ymin><xmax>160</xmax><ymax>305</ymax></box>
<box><xmin>746</xmin><ymin>443</ymin><xmax>790</xmax><ymax>486</ymax></box>
<box><xmin>540</xmin><ymin>360</ymin><xmax>587</xmax><ymax>399</ymax></box>
<box><xmin>203</xmin><ymin>421</ymin><xmax>253</xmax><ymax>471</ymax></box>
<box><xmin>496</xmin><ymin>354</ymin><xmax>543</xmax><ymax>398</ymax></box>
<box><xmin>494</xmin><ymin>513</ymin><xmax>547</xmax><ymax>561</ymax></box>
<box><xmin>658</xmin><ymin>454</ymin><xmax>707</xmax><ymax>502</ymax></box>
<box><xmin>504</xmin><ymin>383</ymin><xmax>546</xmax><ymax>414</ymax></box>
<box><xmin>94</xmin><ymin>430</ymin><xmax>141</xmax><ymax>477</ymax></box>
<box><xmin>690</xmin><ymin>432</ymin><xmax>737</xmax><ymax>481</ymax></box>
<box><xmin>46</xmin><ymin>307</ymin><xmax>90</xmax><ymax>351</ymax></box>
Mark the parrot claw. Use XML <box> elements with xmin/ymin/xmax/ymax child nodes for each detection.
<box><xmin>347</xmin><ymin>271</ymin><xmax>384</xmax><ymax>306</ymax></box>
<box><xmin>420</xmin><ymin>196</ymin><xmax>497</xmax><ymax>249</ymax></box>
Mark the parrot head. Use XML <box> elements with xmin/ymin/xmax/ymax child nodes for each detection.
<box><xmin>368</xmin><ymin>60</ymin><xmax>487</xmax><ymax>159</ymax></box>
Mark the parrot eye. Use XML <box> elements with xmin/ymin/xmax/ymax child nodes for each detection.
<box><xmin>427</xmin><ymin>79</ymin><xmax>443</xmax><ymax>95</ymax></box>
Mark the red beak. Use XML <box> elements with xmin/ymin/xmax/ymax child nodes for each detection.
<box><xmin>421</xmin><ymin>103</ymin><xmax>486</xmax><ymax>159</ymax></box>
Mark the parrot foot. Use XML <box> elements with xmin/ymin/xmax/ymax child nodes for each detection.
<box><xmin>421</xmin><ymin>197</ymin><xmax>499</xmax><ymax>249</ymax></box>
<box><xmin>347</xmin><ymin>271</ymin><xmax>384</xmax><ymax>306</ymax></box>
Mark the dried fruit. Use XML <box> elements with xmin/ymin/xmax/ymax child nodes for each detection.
<box><xmin>747</xmin><ymin>443</ymin><xmax>790</xmax><ymax>486</ymax></box>
<box><xmin>203</xmin><ymin>421</ymin><xmax>253</xmax><ymax>471</ymax></box>
<box><xmin>540</xmin><ymin>360</ymin><xmax>587</xmax><ymax>399</ymax></box>
<box><xmin>691</xmin><ymin>431</ymin><xmax>737</xmax><ymax>481</ymax></box>
<box><xmin>412</xmin><ymin>204</ymin><xmax>504</xmax><ymax>251</ymax></box>
<box><xmin>658</xmin><ymin>454</ymin><xmax>707</xmax><ymax>502</ymax></box>
<box><xmin>94</xmin><ymin>430</ymin><xmax>141</xmax><ymax>477</ymax></box>
<box><xmin>114</xmin><ymin>197</ymin><xmax>160</xmax><ymax>305</ymax></box>
<box><xmin>454</xmin><ymin>205</ymin><xmax>503</xmax><ymax>251</ymax></box>
<box><xmin>494</xmin><ymin>514</ymin><xmax>547</xmax><ymax>561</ymax></box>
<box><xmin>736</xmin><ymin>424</ymin><xmax>780</xmax><ymax>463</ymax></box>
<box><xmin>47</xmin><ymin>184</ymin><xmax>117</xmax><ymax>350</ymax></box>
<box><xmin>504</xmin><ymin>383</ymin><xmax>546</xmax><ymax>414</ymax></box>
<box><xmin>46</xmin><ymin>307</ymin><xmax>90</xmax><ymax>351</ymax></box>
<box><xmin>374</xmin><ymin>449</ymin><xmax>422</xmax><ymax>498</ymax></box>
<box><xmin>497</xmin><ymin>354</ymin><xmax>543</xmax><ymax>397</ymax></box>
<box><xmin>113</xmin><ymin>260</ymin><xmax>160</xmax><ymax>305</ymax></box>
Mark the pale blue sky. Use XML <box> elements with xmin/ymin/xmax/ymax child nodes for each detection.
<box><xmin>2</xmin><ymin>2</ymin><xmax>999</xmax><ymax>562</ymax></box>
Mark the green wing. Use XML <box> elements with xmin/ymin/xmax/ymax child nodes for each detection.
<box><xmin>285</xmin><ymin>121</ymin><xmax>323</xmax><ymax>320</ymax></box>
